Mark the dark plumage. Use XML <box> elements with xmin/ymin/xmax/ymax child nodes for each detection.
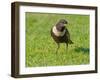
<box><xmin>51</xmin><ymin>19</ymin><xmax>73</xmax><ymax>53</ymax></box>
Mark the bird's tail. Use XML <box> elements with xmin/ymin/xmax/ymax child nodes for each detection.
<box><xmin>68</xmin><ymin>40</ymin><xmax>73</xmax><ymax>44</ymax></box>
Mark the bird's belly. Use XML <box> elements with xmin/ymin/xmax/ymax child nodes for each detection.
<box><xmin>52</xmin><ymin>33</ymin><xmax>68</xmax><ymax>43</ymax></box>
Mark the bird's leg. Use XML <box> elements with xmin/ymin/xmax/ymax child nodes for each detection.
<box><xmin>66</xmin><ymin>43</ymin><xmax>68</xmax><ymax>52</ymax></box>
<box><xmin>56</xmin><ymin>43</ymin><xmax>60</xmax><ymax>54</ymax></box>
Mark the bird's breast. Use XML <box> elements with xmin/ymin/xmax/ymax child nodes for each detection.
<box><xmin>52</xmin><ymin>26</ymin><xmax>66</xmax><ymax>37</ymax></box>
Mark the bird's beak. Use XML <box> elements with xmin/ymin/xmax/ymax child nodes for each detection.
<box><xmin>65</xmin><ymin>21</ymin><xmax>68</xmax><ymax>24</ymax></box>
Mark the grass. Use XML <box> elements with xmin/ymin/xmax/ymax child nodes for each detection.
<box><xmin>25</xmin><ymin>12</ymin><xmax>90</xmax><ymax>67</ymax></box>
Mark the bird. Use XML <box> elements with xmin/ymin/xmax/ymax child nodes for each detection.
<box><xmin>51</xmin><ymin>19</ymin><xmax>73</xmax><ymax>53</ymax></box>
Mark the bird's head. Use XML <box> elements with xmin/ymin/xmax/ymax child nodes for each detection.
<box><xmin>56</xmin><ymin>19</ymin><xmax>68</xmax><ymax>32</ymax></box>
<box><xmin>59</xmin><ymin>19</ymin><xmax>68</xmax><ymax>24</ymax></box>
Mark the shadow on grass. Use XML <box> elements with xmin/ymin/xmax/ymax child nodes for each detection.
<box><xmin>74</xmin><ymin>47</ymin><xmax>89</xmax><ymax>53</ymax></box>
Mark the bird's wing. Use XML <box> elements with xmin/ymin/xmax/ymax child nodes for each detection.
<box><xmin>65</xmin><ymin>28</ymin><xmax>70</xmax><ymax>40</ymax></box>
<box><xmin>65</xmin><ymin>28</ymin><xmax>73</xmax><ymax>44</ymax></box>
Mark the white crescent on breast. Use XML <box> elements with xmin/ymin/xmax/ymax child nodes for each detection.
<box><xmin>52</xmin><ymin>26</ymin><xmax>66</xmax><ymax>37</ymax></box>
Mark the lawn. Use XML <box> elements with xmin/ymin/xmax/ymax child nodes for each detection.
<box><xmin>25</xmin><ymin>12</ymin><xmax>90</xmax><ymax>67</ymax></box>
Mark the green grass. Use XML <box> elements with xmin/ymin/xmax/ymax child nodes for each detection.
<box><xmin>25</xmin><ymin>12</ymin><xmax>90</xmax><ymax>67</ymax></box>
